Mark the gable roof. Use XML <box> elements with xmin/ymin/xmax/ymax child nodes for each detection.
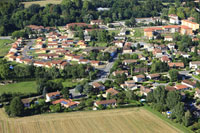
<box><xmin>47</xmin><ymin>91</ymin><xmax>60</xmax><ymax>97</ymax></box>
<box><xmin>106</xmin><ymin>88</ymin><xmax>119</xmax><ymax>96</ymax></box>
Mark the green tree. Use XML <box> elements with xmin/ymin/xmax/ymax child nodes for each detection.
<box><xmin>9</xmin><ymin>97</ymin><xmax>24</xmax><ymax>117</ymax></box>
<box><xmin>0</xmin><ymin>59</ymin><xmax>10</xmax><ymax>79</ymax></box>
<box><xmin>153</xmin><ymin>86</ymin><xmax>166</xmax><ymax>105</ymax></box>
<box><xmin>183</xmin><ymin>110</ymin><xmax>192</xmax><ymax>127</ymax></box>
<box><xmin>173</xmin><ymin>102</ymin><xmax>185</xmax><ymax>123</ymax></box>
<box><xmin>61</xmin><ymin>87</ymin><xmax>70</xmax><ymax>99</ymax></box>
<box><xmin>169</xmin><ymin>69</ymin><xmax>179</xmax><ymax>82</ymax></box>
<box><xmin>166</xmin><ymin>91</ymin><xmax>181</xmax><ymax>109</ymax></box>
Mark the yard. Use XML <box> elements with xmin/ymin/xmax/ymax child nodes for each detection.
<box><xmin>0</xmin><ymin>81</ymin><xmax>37</xmax><ymax>95</ymax></box>
<box><xmin>0</xmin><ymin>39</ymin><xmax>13</xmax><ymax>57</ymax></box>
<box><xmin>133</xmin><ymin>28</ymin><xmax>144</xmax><ymax>37</ymax></box>
<box><xmin>22</xmin><ymin>0</ymin><xmax>62</xmax><ymax>8</ymax></box>
<box><xmin>0</xmin><ymin>107</ymin><xmax>184</xmax><ymax>133</ymax></box>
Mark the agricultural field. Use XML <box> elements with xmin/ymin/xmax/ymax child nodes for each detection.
<box><xmin>22</xmin><ymin>0</ymin><xmax>62</xmax><ymax>8</ymax></box>
<box><xmin>0</xmin><ymin>39</ymin><xmax>13</xmax><ymax>57</ymax></box>
<box><xmin>0</xmin><ymin>81</ymin><xmax>37</xmax><ymax>95</ymax></box>
<box><xmin>0</xmin><ymin>107</ymin><xmax>183</xmax><ymax>133</ymax></box>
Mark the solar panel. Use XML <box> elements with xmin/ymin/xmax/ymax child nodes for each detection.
<box><xmin>61</xmin><ymin>101</ymin><xmax>68</xmax><ymax>104</ymax></box>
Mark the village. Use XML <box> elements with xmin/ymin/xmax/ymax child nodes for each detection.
<box><xmin>2</xmin><ymin>12</ymin><xmax>200</xmax><ymax>123</ymax></box>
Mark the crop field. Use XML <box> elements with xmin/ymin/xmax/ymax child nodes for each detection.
<box><xmin>0</xmin><ymin>39</ymin><xmax>13</xmax><ymax>57</ymax></box>
<box><xmin>0</xmin><ymin>81</ymin><xmax>37</xmax><ymax>95</ymax></box>
<box><xmin>0</xmin><ymin>107</ymin><xmax>182</xmax><ymax>133</ymax></box>
<box><xmin>22</xmin><ymin>0</ymin><xmax>62</xmax><ymax>8</ymax></box>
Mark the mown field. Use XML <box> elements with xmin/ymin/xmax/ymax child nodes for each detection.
<box><xmin>0</xmin><ymin>107</ymin><xmax>182</xmax><ymax>133</ymax></box>
<box><xmin>0</xmin><ymin>81</ymin><xmax>37</xmax><ymax>95</ymax></box>
<box><xmin>22</xmin><ymin>0</ymin><xmax>62</xmax><ymax>8</ymax></box>
<box><xmin>0</xmin><ymin>39</ymin><xmax>13</xmax><ymax>57</ymax></box>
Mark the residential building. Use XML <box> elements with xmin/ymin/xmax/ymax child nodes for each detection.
<box><xmin>168</xmin><ymin>62</ymin><xmax>184</xmax><ymax>68</ymax></box>
<box><xmin>175</xmin><ymin>84</ymin><xmax>189</xmax><ymax>91</ymax></box>
<box><xmin>106</xmin><ymin>88</ymin><xmax>119</xmax><ymax>97</ymax></box>
<box><xmin>46</xmin><ymin>91</ymin><xmax>60</xmax><ymax>102</ymax></box>
<box><xmin>92</xmin><ymin>82</ymin><xmax>105</xmax><ymax>91</ymax></box>
<box><xmin>94</xmin><ymin>99</ymin><xmax>117</xmax><ymax>107</ymax></box>
<box><xmin>181</xmin><ymin>80</ymin><xmax>196</xmax><ymax>88</ymax></box>
<box><xmin>122</xmin><ymin>59</ymin><xmax>137</xmax><ymax>65</ymax></box>
<box><xmin>168</xmin><ymin>14</ymin><xmax>179</xmax><ymax>24</ymax></box>
<box><xmin>147</xmin><ymin>73</ymin><xmax>160</xmax><ymax>80</ymax></box>
<box><xmin>52</xmin><ymin>99</ymin><xmax>79</xmax><ymax>108</ymax></box>
<box><xmin>133</xmin><ymin>74</ymin><xmax>145</xmax><ymax>82</ymax></box>
<box><xmin>181</xmin><ymin>19</ymin><xmax>200</xmax><ymax>31</ymax></box>
<box><xmin>189</xmin><ymin>61</ymin><xmax>200</xmax><ymax>69</ymax></box>
<box><xmin>112</xmin><ymin>70</ymin><xmax>128</xmax><ymax>76</ymax></box>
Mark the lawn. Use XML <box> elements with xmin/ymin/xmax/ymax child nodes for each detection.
<box><xmin>0</xmin><ymin>81</ymin><xmax>37</xmax><ymax>95</ymax></box>
<box><xmin>22</xmin><ymin>0</ymin><xmax>62</xmax><ymax>8</ymax></box>
<box><xmin>0</xmin><ymin>39</ymin><xmax>13</xmax><ymax>57</ymax></box>
<box><xmin>0</xmin><ymin>107</ymin><xmax>183</xmax><ymax>133</ymax></box>
<box><xmin>133</xmin><ymin>28</ymin><xmax>144</xmax><ymax>37</ymax></box>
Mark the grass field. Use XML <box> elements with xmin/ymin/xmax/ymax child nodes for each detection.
<box><xmin>0</xmin><ymin>81</ymin><xmax>37</xmax><ymax>95</ymax></box>
<box><xmin>0</xmin><ymin>39</ymin><xmax>13</xmax><ymax>57</ymax></box>
<box><xmin>0</xmin><ymin>107</ymin><xmax>183</xmax><ymax>133</ymax></box>
<box><xmin>133</xmin><ymin>28</ymin><xmax>144</xmax><ymax>37</ymax></box>
<box><xmin>22</xmin><ymin>0</ymin><xmax>62</xmax><ymax>8</ymax></box>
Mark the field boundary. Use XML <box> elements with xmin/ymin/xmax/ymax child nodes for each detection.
<box><xmin>143</xmin><ymin>106</ymin><xmax>193</xmax><ymax>133</ymax></box>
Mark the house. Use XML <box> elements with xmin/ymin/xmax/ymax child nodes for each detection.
<box><xmin>134</xmin><ymin>67</ymin><xmax>148</xmax><ymax>73</ymax></box>
<box><xmin>113</xmin><ymin>40</ymin><xmax>124</xmax><ymax>48</ymax></box>
<box><xmin>168</xmin><ymin>62</ymin><xmax>184</xmax><ymax>68</ymax></box>
<box><xmin>65</xmin><ymin>54</ymin><xmax>75</xmax><ymax>60</ymax></box>
<box><xmin>181</xmin><ymin>80</ymin><xmax>196</xmax><ymax>88</ymax></box>
<box><xmin>189</xmin><ymin>61</ymin><xmax>200</xmax><ymax>69</ymax></box>
<box><xmin>33</xmin><ymin>61</ymin><xmax>45</xmax><ymax>67</ymax></box>
<box><xmin>147</xmin><ymin>73</ymin><xmax>160</xmax><ymax>80</ymax></box>
<box><xmin>120</xmin><ymin>83</ymin><xmax>138</xmax><ymax>90</ymax></box>
<box><xmin>162</xmin><ymin>25</ymin><xmax>180</xmax><ymax>33</ymax></box>
<box><xmin>168</xmin><ymin>43</ymin><xmax>176</xmax><ymax>50</ymax></box>
<box><xmin>133</xmin><ymin>74</ymin><xmax>145</xmax><ymax>82</ymax></box>
<box><xmin>168</xmin><ymin>14</ymin><xmax>179</xmax><ymax>24</ymax></box>
<box><xmin>181</xmin><ymin>19</ymin><xmax>199</xmax><ymax>31</ymax></box>
<box><xmin>153</xmin><ymin>48</ymin><xmax>163</xmax><ymax>58</ymax></box>
<box><xmin>22</xmin><ymin>59</ymin><xmax>33</xmax><ymax>65</ymax></box>
<box><xmin>140</xmin><ymin>86</ymin><xmax>152</xmax><ymax>96</ymax></box>
<box><xmin>118</xmin><ymin>29</ymin><xmax>127</xmax><ymax>36</ymax></box>
<box><xmin>21</xmin><ymin>98</ymin><xmax>33</xmax><ymax>107</ymax></box>
<box><xmin>161</xmin><ymin>56</ymin><xmax>170</xmax><ymax>63</ymax></box>
<box><xmin>35</xmin><ymin>42</ymin><xmax>44</xmax><ymax>49</ymax></box>
<box><xmin>52</xmin><ymin>99</ymin><xmax>79</xmax><ymax>108</ymax></box>
<box><xmin>112</xmin><ymin>70</ymin><xmax>128</xmax><ymax>76</ymax></box>
<box><xmin>46</xmin><ymin>91</ymin><xmax>60</xmax><ymax>102</ymax></box>
<box><xmin>7</xmin><ymin>56</ymin><xmax>16</xmax><ymax>61</ymax></box>
<box><xmin>79</xmin><ymin>59</ymin><xmax>90</xmax><ymax>64</ymax></box>
<box><xmin>90</xmin><ymin>60</ymin><xmax>100</xmax><ymax>67</ymax></box>
<box><xmin>106</xmin><ymin>88</ymin><xmax>119</xmax><ymax>97</ymax></box>
<box><xmin>195</xmin><ymin>88</ymin><xmax>200</xmax><ymax>98</ymax></box>
<box><xmin>164</xmin><ymin>36</ymin><xmax>173</xmax><ymax>41</ymax></box>
<box><xmin>90</xmin><ymin>20</ymin><xmax>103</xmax><ymax>25</ymax></box>
<box><xmin>16</xmin><ymin>56</ymin><xmax>23</xmax><ymax>63</ymax></box>
<box><xmin>138</xmin><ymin>54</ymin><xmax>146</xmax><ymax>61</ymax></box>
<box><xmin>180</xmin><ymin>25</ymin><xmax>193</xmax><ymax>35</ymax></box>
<box><xmin>66</xmin><ymin>23</ymin><xmax>92</xmax><ymax>30</ymax></box>
<box><xmin>165</xmin><ymin>86</ymin><xmax>176</xmax><ymax>91</ymax></box>
<box><xmin>94</xmin><ymin>99</ymin><xmax>117</xmax><ymax>107</ymax></box>
<box><xmin>122</xmin><ymin>59</ymin><xmax>137</xmax><ymax>65</ymax></box>
<box><xmin>175</xmin><ymin>84</ymin><xmax>189</xmax><ymax>91</ymax></box>
<box><xmin>104</xmin><ymin>46</ymin><xmax>118</xmax><ymax>57</ymax></box>
<box><xmin>84</xmin><ymin>36</ymin><xmax>91</xmax><ymax>42</ymax></box>
<box><xmin>92</xmin><ymin>82</ymin><xmax>105</xmax><ymax>91</ymax></box>
<box><xmin>144</xmin><ymin>27</ymin><xmax>163</xmax><ymax>39</ymax></box>
<box><xmin>195</xmin><ymin>70</ymin><xmax>200</xmax><ymax>75</ymax></box>
<box><xmin>124</xmin><ymin>80</ymin><xmax>135</xmax><ymax>85</ymax></box>
<box><xmin>123</xmin><ymin>46</ymin><xmax>132</xmax><ymax>54</ymax></box>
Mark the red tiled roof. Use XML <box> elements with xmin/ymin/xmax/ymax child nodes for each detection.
<box><xmin>106</xmin><ymin>88</ymin><xmax>119</xmax><ymax>96</ymax></box>
<box><xmin>47</xmin><ymin>91</ymin><xmax>60</xmax><ymax>97</ymax></box>
<box><xmin>168</xmin><ymin>62</ymin><xmax>184</xmax><ymax>67</ymax></box>
<box><xmin>175</xmin><ymin>84</ymin><xmax>188</xmax><ymax>90</ymax></box>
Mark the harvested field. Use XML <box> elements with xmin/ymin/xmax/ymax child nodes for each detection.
<box><xmin>22</xmin><ymin>0</ymin><xmax>62</xmax><ymax>8</ymax></box>
<box><xmin>0</xmin><ymin>107</ymin><xmax>182</xmax><ymax>133</ymax></box>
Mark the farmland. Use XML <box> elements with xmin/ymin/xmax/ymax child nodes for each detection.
<box><xmin>0</xmin><ymin>107</ymin><xmax>183</xmax><ymax>133</ymax></box>
<box><xmin>22</xmin><ymin>0</ymin><xmax>62</xmax><ymax>8</ymax></box>
<box><xmin>0</xmin><ymin>81</ymin><xmax>37</xmax><ymax>95</ymax></box>
<box><xmin>0</xmin><ymin>39</ymin><xmax>13</xmax><ymax>57</ymax></box>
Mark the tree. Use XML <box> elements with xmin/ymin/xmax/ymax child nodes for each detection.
<box><xmin>173</xmin><ymin>102</ymin><xmax>185</xmax><ymax>123</ymax></box>
<box><xmin>49</xmin><ymin>104</ymin><xmax>62</xmax><ymax>112</ymax></box>
<box><xmin>42</xmin><ymin>88</ymin><xmax>47</xmax><ymax>98</ymax></box>
<box><xmin>61</xmin><ymin>87</ymin><xmax>70</xmax><ymax>99</ymax></box>
<box><xmin>169</xmin><ymin>69</ymin><xmax>179</xmax><ymax>82</ymax></box>
<box><xmin>0</xmin><ymin>59</ymin><xmax>10</xmax><ymax>79</ymax></box>
<box><xmin>196</xmin><ymin>81</ymin><xmax>200</xmax><ymax>88</ymax></box>
<box><xmin>83</xmin><ymin>84</ymin><xmax>93</xmax><ymax>95</ymax></box>
<box><xmin>166</xmin><ymin>91</ymin><xmax>181</xmax><ymax>109</ymax></box>
<box><xmin>183</xmin><ymin>110</ymin><xmax>192</xmax><ymax>127</ymax></box>
<box><xmin>75</xmin><ymin>85</ymin><xmax>83</xmax><ymax>94</ymax></box>
<box><xmin>153</xmin><ymin>86</ymin><xmax>166</xmax><ymax>105</ymax></box>
<box><xmin>9</xmin><ymin>97</ymin><xmax>24</xmax><ymax>117</ymax></box>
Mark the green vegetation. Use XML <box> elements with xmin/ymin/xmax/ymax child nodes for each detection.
<box><xmin>23</xmin><ymin>0</ymin><xmax>62</xmax><ymax>8</ymax></box>
<box><xmin>0</xmin><ymin>81</ymin><xmax>37</xmax><ymax>95</ymax></box>
<box><xmin>62</xmin><ymin>79</ymin><xmax>79</xmax><ymax>88</ymax></box>
<box><xmin>133</xmin><ymin>28</ymin><xmax>144</xmax><ymax>37</ymax></box>
<box><xmin>0</xmin><ymin>39</ymin><xmax>13</xmax><ymax>57</ymax></box>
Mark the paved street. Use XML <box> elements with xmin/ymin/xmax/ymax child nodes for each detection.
<box><xmin>22</xmin><ymin>39</ymin><xmax>35</xmax><ymax>59</ymax></box>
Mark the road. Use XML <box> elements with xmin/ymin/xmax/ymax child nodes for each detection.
<box><xmin>0</xmin><ymin>36</ymin><xmax>12</xmax><ymax>40</ymax></box>
<box><xmin>22</xmin><ymin>39</ymin><xmax>35</xmax><ymax>59</ymax></box>
<box><xmin>179</xmin><ymin>70</ymin><xmax>200</xmax><ymax>82</ymax></box>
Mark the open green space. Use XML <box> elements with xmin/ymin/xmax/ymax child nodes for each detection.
<box><xmin>133</xmin><ymin>28</ymin><xmax>144</xmax><ymax>37</ymax></box>
<box><xmin>22</xmin><ymin>0</ymin><xmax>62</xmax><ymax>8</ymax></box>
<box><xmin>0</xmin><ymin>81</ymin><xmax>37</xmax><ymax>95</ymax></box>
<box><xmin>0</xmin><ymin>39</ymin><xmax>13</xmax><ymax>57</ymax></box>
